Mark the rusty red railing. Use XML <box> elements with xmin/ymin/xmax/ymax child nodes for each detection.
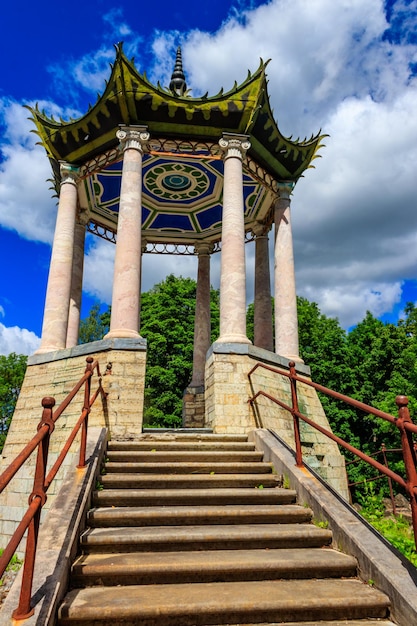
<box><xmin>0</xmin><ymin>356</ymin><xmax>107</xmax><ymax>620</ymax></box>
<box><xmin>248</xmin><ymin>361</ymin><xmax>417</xmax><ymax>548</ymax></box>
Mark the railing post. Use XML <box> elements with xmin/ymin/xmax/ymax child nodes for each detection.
<box><xmin>396</xmin><ymin>395</ymin><xmax>417</xmax><ymax>549</ymax></box>
<box><xmin>78</xmin><ymin>357</ymin><xmax>93</xmax><ymax>468</ymax></box>
<box><xmin>12</xmin><ymin>397</ymin><xmax>55</xmax><ymax>620</ymax></box>
<box><xmin>381</xmin><ymin>443</ymin><xmax>397</xmax><ymax>515</ymax></box>
<box><xmin>289</xmin><ymin>361</ymin><xmax>303</xmax><ymax>468</ymax></box>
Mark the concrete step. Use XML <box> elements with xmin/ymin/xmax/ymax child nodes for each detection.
<box><xmin>106</xmin><ymin>450</ymin><xmax>265</xmax><ymax>463</ymax></box>
<box><xmin>99</xmin><ymin>473</ymin><xmax>280</xmax><ymax>489</ymax></box>
<box><xmin>57</xmin><ymin>578</ymin><xmax>390</xmax><ymax>625</ymax></box>
<box><xmin>139</xmin><ymin>431</ymin><xmax>245</xmax><ymax>441</ymax></box>
<box><xmin>107</xmin><ymin>440</ymin><xmax>257</xmax><ymax>452</ymax></box>
<box><xmin>93</xmin><ymin>487</ymin><xmax>297</xmax><ymax>507</ymax></box>
<box><xmin>87</xmin><ymin>504</ymin><xmax>312</xmax><ymax>527</ymax></box>
<box><xmin>71</xmin><ymin>547</ymin><xmax>357</xmax><ymax>587</ymax></box>
<box><xmin>104</xmin><ymin>461</ymin><xmax>273</xmax><ymax>474</ymax></box>
<box><xmin>80</xmin><ymin>523</ymin><xmax>332</xmax><ymax>553</ymax></box>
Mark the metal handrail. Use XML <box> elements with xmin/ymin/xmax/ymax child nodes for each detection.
<box><xmin>0</xmin><ymin>356</ymin><xmax>107</xmax><ymax>620</ymax></box>
<box><xmin>248</xmin><ymin>360</ymin><xmax>417</xmax><ymax>548</ymax></box>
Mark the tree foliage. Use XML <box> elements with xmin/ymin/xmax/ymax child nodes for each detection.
<box><xmin>140</xmin><ymin>275</ymin><xmax>220</xmax><ymax>426</ymax></box>
<box><xmin>79</xmin><ymin>275</ymin><xmax>220</xmax><ymax>427</ymax></box>
<box><xmin>0</xmin><ymin>353</ymin><xmax>27</xmax><ymax>452</ymax></box>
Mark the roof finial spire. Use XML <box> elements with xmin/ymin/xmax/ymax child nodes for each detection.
<box><xmin>169</xmin><ymin>46</ymin><xmax>187</xmax><ymax>97</ymax></box>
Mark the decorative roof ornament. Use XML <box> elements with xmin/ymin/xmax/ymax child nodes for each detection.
<box><xmin>169</xmin><ymin>46</ymin><xmax>187</xmax><ymax>97</ymax></box>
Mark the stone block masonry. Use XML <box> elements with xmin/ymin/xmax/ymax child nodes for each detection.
<box><xmin>0</xmin><ymin>338</ymin><xmax>146</xmax><ymax>551</ymax></box>
<box><xmin>205</xmin><ymin>342</ymin><xmax>349</xmax><ymax>499</ymax></box>
<box><xmin>182</xmin><ymin>386</ymin><xmax>205</xmax><ymax>428</ymax></box>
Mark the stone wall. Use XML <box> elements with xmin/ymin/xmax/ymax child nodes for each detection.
<box><xmin>205</xmin><ymin>343</ymin><xmax>349</xmax><ymax>498</ymax></box>
<box><xmin>182</xmin><ymin>386</ymin><xmax>205</xmax><ymax>428</ymax></box>
<box><xmin>0</xmin><ymin>338</ymin><xmax>146</xmax><ymax>550</ymax></box>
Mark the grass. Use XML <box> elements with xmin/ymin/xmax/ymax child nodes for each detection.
<box><xmin>0</xmin><ymin>550</ymin><xmax>23</xmax><ymax>587</ymax></box>
<box><xmin>313</xmin><ymin>518</ymin><xmax>329</xmax><ymax>529</ymax></box>
<box><xmin>357</xmin><ymin>483</ymin><xmax>417</xmax><ymax>567</ymax></box>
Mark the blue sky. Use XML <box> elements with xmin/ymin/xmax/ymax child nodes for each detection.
<box><xmin>1</xmin><ymin>0</ymin><xmax>417</xmax><ymax>354</ymax></box>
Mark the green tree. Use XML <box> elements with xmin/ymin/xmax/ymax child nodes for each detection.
<box><xmin>79</xmin><ymin>303</ymin><xmax>110</xmax><ymax>343</ymax></box>
<box><xmin>140</xmin><ymin>274</ymin><xmax>219</xmax><ymax>427</ymax></box>
<box><xmin>0</xmin><ymin>353</ymin><xmax>27</xmax><ymax>452</ymax></box>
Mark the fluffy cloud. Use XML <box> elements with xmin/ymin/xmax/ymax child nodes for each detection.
<box><xmin>0</xmin><ymin>322</ymin><xmax>40</xmax><ymax>356</ymax></box>
<box><xmin>0</xmin><ymin>99</ymin><xmax>72</xmax><ymax>244</ymax></box>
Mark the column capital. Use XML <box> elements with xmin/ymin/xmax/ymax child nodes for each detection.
<box><xmin>252</xmin><ymin>220</ymin><xmax>270</xmax><ymax>238</ymax></box>
<box><xmin>59</xmin><ymin>162</ymin><xmax>80</xmax><ymax>187</ymax></box>
<box><xmin>194</xmin><ymin>242</ymin><xmax>213</xmax><ymax>256</ymax></box>
<box><xmin>275</xmin><ymin>181</ymin><xmax>295</xmax><ymax>203</ymax></box>
<box><xmin>117</xmin><ymin>125</ymin><xmax>150</xmax><ymax>152</ymax></box>
<box><xmin>76</xmin><ymin>207</ymin><xmax>90</xmax><ymax>226</ymax></box>
<box><xmin>219</xmin><ymin>133</ymin><xmax>251</xmax><ymax>161</ymax></box>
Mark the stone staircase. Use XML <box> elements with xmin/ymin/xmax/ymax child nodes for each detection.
<box><xmin>57</xmin><ymin>433</ymin><xmax>396</xmax><ymax>625</ymax></box>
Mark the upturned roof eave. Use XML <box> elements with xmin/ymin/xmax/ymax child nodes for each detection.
<box><xmin>27</xmin><ymin>44</ymin><xmax>325</xmax><ymax>183</ymax></box>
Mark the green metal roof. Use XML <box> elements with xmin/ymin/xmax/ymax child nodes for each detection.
<box><xmin>28</xmin><ymin>44</ymin><xmax>324</xmax><ymax>182</ymax></box>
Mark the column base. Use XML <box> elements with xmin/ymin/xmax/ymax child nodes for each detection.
<box><xmin>278</xmin><ymin>353</ymin><xmax>304</xmax><ymax>364</ymax></box>
<box><xmin>34</xmin><ymin>344</ymin><xmax>65</xmax><ymax>355</ymax></box>
<box><xmin>216</xmin><ymin>334</ymin><xmax>252</xmax><ymax>345</ymax></box>
<box><xmin>104</xmin><ymin>329</ymin><xmax>141</xmax><ymax>340</ymax></box>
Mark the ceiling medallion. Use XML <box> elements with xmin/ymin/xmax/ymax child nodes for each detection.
<box><xmin>144</xmin><ymin>161</ymin><xmax>210</xmax><ymax>202</ymax></box>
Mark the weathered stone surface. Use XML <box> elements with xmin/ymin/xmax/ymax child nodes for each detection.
<box><xmin>0</xmin><ymin>342</ymin><xmax>146</xmax><ymax>550</ymax></box>
<box><xmin>205</xmin><ymin>344</ymin><xmax>348</xmax><ymax>498</ymax></box>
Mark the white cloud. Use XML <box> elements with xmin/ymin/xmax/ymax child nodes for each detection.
<box><xmin>300</xmin><ymin>282</ymin><xmax>403</xmax><ymax>328</ymax></box>
<box><xmin>0</xmin><ymin>322</ymin><xmax>40</xmax><ymax>356</ymax></box>
<box><xmin>82</xmin><ymin>237</ymin><xmax>115</xmax><ymax>303</ymax></box>
<box><xmin>0</xmin><ymin>99</ymin><xmax>68</xmax><ymax>244</ymax></box>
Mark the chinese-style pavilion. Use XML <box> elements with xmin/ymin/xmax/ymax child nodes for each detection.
<box><xmin>26</xmin><ymin>45</ymin><xmax>324</xmax><ymax>427</ymax></box>
<box><xmin>1</xmin><ymin>49</ymin><xmax>351</xmax><ymax>555</ymax></box>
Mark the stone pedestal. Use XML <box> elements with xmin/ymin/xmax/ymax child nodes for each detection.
<box><xmin>204</xmin><ymin>342</ymin><xmax>348</xmax><ymax>497</ymax></box>
<box><xmin>0</xmin><ymin>338</ymin><xmax>146</xmax><ymax>550</ymax></box>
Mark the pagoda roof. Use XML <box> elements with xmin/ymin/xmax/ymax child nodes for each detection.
<box><xmin>28</xmin><ymin>44</ymin><xmax>325</xmax><ymax>184</ymax></box>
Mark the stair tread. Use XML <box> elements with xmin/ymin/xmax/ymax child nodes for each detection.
<box><xmin>107</xmin><ymin>441</ymin><xmax>257</xmax><ymax>451</ymax></box>
<box><xmin>72</xmin><ymin>547</ymin><xmax>357</xmax><ymax>581</ymax></box>
<box><xmin>138</xmin><ymin>432</ymin><xmax>246</xmax><ymax>440</ymax></box>
<box><xmin>88</xmin><ymin>504</ymin><xmax>312</xmax><ymax>526</ymax></box>
<box><xmin>104</xmin><ymin>462</ymin><xmax>272</xmax><ymax>473</ymax></box>
<box><xmin>99</xmin><ymin>473</ymin><xmax>279</xmax><ymax>489</ymax></box>
<box><xmin>107</xmin><ymin>450</ymin><xmax>263</xmax><ymax>456</ymax></box>
<box><xmin>58</xmin><ymin>579</ymin><xmax>390</xmax><ymax>625</ymax></box>
<box><xmin>94</xmin><ymin>487</ymin><xmax>297</xmax><ymax>506</ymax></box>
<box><xmin>80</xmin><ymin>523</ymin><xmax>332</xmax><ymax>551</ymax></box>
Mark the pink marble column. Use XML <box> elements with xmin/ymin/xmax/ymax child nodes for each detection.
<box><xmin>66</xmin><ymin>210</ymin><xmax>88</xmax><ymax>348</ymax></box>
<box><xmin>36</xmin><ymin>163</ymin><xmax>80</xmax><ymax>354</ymax></box>
<box><xmin>190</xmin><ymin>243</ymin><xmax>212</xmax><ymax>387</ymax></box>
<box><xmin>274</xmin><ymin>183</ymin><xmax>302</xmax><ymax>361</ymax></box>
<box><xmin>253</xmin><ymin>222</ymin><xmax>273</xmax><ymax>351</ymax></box>
<box><xmin>105</xmin><ymin>126</ymin><xmax>149</xmax><ymax>340</ymax></box>
<box><xmin>217</xmin><ymin>134</ymin><xmax>251</xmax><ymax>344</ymax></box>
